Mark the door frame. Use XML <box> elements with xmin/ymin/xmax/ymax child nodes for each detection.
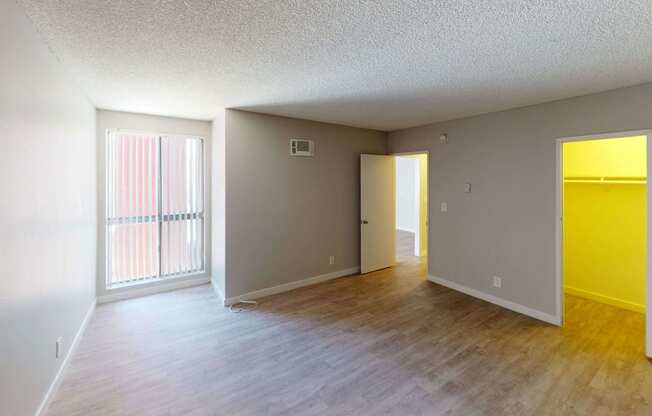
<box><xmin>392</xmin><ymin>151</ymin><xmax>430</xmax><ymax>261</ymax></box>
<box><xmin>555</xmin><ymin>129</ymin><xmax>652</xmax><ymax>357</ymax></box>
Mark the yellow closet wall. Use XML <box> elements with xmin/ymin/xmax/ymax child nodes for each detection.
<box><xmin>563</xmin><ymin>136</ymin><xmax>646</xmax><ymax>313</ymax></box>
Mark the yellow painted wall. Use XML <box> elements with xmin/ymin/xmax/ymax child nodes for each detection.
<box><xmin>564</xmin><ymin>136</ymin><xmax>647</xmax><ymax>178</ymax></box>
<box><xmin>563</xmin><ymin>136</ymin><xmax>646</xmax><ymax>313</ymax></box>
<box><xmin>419</xmin><ymin>154</ymin><xmax>427</xmax><ymax>257</ymax></box>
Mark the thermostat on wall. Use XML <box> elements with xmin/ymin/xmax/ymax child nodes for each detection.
<box><xmin>290</xmin><ymin>138</ymin><xmax>314</xmax><ymax>157</ymax></box>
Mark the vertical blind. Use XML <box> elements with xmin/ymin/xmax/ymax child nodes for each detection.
<box><xmin>105</xmin><ymin>130</ymin><xmax>204</xmax><ymax>288</ymax></box>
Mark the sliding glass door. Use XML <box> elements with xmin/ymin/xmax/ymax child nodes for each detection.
<box><xmin>105</xmin><ymin>130</ymin><xmax>204</xmax><ymax>288</ymax></box>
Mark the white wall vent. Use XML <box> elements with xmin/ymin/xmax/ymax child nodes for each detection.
<box><xmin>290</xmin><ymin>138</ymin><xmax>314</xmax><ymax>157</ymax></box>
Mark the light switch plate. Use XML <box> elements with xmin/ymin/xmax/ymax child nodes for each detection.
<box><xmin>441</xmin><ymin>202</ymin><xmax>447</xmax><ymax>212</ymax></box>
<box><xmin>55</xmin><ymin>337</ymin><xmax>62</xmax><ymax>358</ymax></box>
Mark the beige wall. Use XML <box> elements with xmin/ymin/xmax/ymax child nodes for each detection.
<box><xmin>96</xmin><ymin>110</ymin><xmax>212</xmax><ymax>299</ymax></box>
<box><xmin>0</xmin><ymin>2</ymin><xmax>96</xmax><ymax>415</ymax></box>
<box><xmin>224</xmin><ymin>110</ymin><xmax>387</xmax><ymax>299</ymax></box>
<box><xmin>388</xmin><ymin>82</ymin><xmax>652</xmax><ymax>318</ymax></box>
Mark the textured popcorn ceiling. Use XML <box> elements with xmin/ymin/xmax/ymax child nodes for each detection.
<box><xmin>18</xmin><ymin>0</ymin><xmax>652</xmax><ymax>131</ymax></box>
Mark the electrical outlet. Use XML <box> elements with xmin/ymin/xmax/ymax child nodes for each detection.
<box><xmin>329</xmin><ymin>255</ymin><xmax>335</xmax><ymax>265</ymax></box>
<box><xmin>55</xmin><ymin>337</ymin><xmax>62</xmax><ymax>359</ymax></box>
<box><xmin>493</xmin><ymin>276</ymin><xmax>502</xmax><ymax>288</ymax></box>
<box><xmin>440</xmin><ymin>202</ymin><xmax>447</xmax><ymax>212</ymax></box>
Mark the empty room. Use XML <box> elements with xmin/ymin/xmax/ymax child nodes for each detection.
<box><xmin>3</xmin><ymin>1</ymin><xmax>652</xmax><ymax>415</ymax></box>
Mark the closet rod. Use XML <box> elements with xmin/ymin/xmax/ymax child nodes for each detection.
<box><xmin>564</xmin><ymin>177</ymin><xmax>646</xmax><ymax>184</ymax></box>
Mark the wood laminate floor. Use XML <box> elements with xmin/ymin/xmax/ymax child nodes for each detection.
<box><xmin>47</xmin><ymin>257</ymin><xmax>652</xmax><ymax>416</ymax></box>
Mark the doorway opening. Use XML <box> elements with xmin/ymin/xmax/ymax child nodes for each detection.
<box><xmin>395</xmin><ymin>154</ymin><xmax>428</xmax><ymax>261</ymax></box>
<box><xmin>360</xmin><ymin>152</ymin><xmax>428</xmax><ymax>275</ymax></box>
<box><xmin>558</xmin><ymin>132</ymin><xmax>650</xmax><ymax>356</ymax></box>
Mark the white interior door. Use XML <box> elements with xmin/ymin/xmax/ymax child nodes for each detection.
<box><xmin>361</xmin><ymin>154</ymin><xmax>396</xmax><ymax>273</ymax></box>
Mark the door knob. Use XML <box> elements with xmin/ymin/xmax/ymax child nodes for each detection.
<box><xmin>361</xmin><ymin>220</ymin><xmax>368</xmax><ymax>224</ymax></box>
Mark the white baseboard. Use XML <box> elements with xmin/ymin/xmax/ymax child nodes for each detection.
<box><xmin>36</xmin><ymin>299</ymin><xmax>96</xmax><ymax>416</ymax></box>
<box><xmin>212</xmin><ymin>279</ymin><xmax>226</xmax><ymax>305</ymax></box>
<box><xmin>427</xmin><ymin>275</ymin><xmax>560</xmax><ymax>326</ymax></box>
<box><xmin>224</xmin><ymin>267</ymin><xmax>360</xmax><ymax>306</ymax></box>
<box><xmin>565</xmin><ymin>285</ymin><xmax>645</xmax><ymax>314</ymax></box>
<box><xmin>97</xmin><ymin>276</ymin><xmax>210</xmax><ymax>304</ymax></box>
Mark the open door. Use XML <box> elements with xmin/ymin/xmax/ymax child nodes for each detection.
<box><xmin>361</xmin><ymin>154</ymin><xmax>395</xmax><ymax>273</ymax></box>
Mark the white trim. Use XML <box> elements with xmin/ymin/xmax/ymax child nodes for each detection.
<box><xmin>647</xmin><ymin>134</ymin><xmax>652</xmax><ymax>357</ymax></box>
<box><xmin>212</xmin><ymin>279</ymin><xmax>226</xmax><ymax>305</ymax></box>
<box><xmin>36</xmin><ymin>300</ymin><xmax>96</xmax><ymax>416</ymax></box>
<box><xmin>106</xmin><ymin>270</ymin><xmax>206</xmax><ymax>290</ymax></box>
<box><xmin>555</xmin><ymin>129</ymin><xmax>652</xmax><ymax>142</ymax></box>
<box><xmin>427</xmin><ymin>275</ymin><xmax>560</xmax><ymax>325</ymax></box>
<box><xmin>224</xmin><ymin>267</ymin><xmax>360</xmax><ymax>306</ymax></box>
<box><xmin>555</xmin><ymin>138</ymin><xmax>563</xmax><ymax>326</ymax></box>
<box><xmin>396</xmin><ymin>227</ymin><xmax>416</xmax><ymax>234</ymax></box>
<box><xmin>97</xmin><ymin>276</ymin><xmax>210</xmax><ymax>304</ymax></box>
<box><xmin>107</xmin><ymin>128</ymin><xmax>203</xmax><ymax>140</ymax></box>
<box><xmin>647</xmin><ymin>135</ymin><xmax>652</xmax><ymax>357</ymax></box>
<box><xmin>101</xmin><ymin>129</ymin><xmax>208</xmax><ymax>295</ymax></box>
<box><xmin>565</xmin><ymin>285</ymin><xmax>645</xmax><ymax>314</ymax></box>
<box><xmin>555</xmin><ymin>129</ymin><xmax>652</xmax><ymax>356</ymax></box>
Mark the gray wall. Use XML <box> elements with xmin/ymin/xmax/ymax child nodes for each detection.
<box><xmin>225</xmin><ymin>110</ymin><xmax>387</xmax><ymax>298</ymax></box>
<box><xmin>96</xmin><ymin>110</ymin><xmax>212</xmax><ymax>299</ymax></box>
<box><xmin>388</xmin><ymin>82</ymin><xmax>652</xmax><ymax>318</ymax></box>
<box><xmin>0</xmin><ymin>2</ymin><xmax>97</xmax><ymax>415</ymax></box>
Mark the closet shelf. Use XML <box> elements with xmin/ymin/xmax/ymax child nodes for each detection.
<box><xmin>564</xmin><ymin>177</ymin><xmax>646</xmax><ymax>184</ymax></box>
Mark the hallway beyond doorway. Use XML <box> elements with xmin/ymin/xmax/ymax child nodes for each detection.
<box><xmin>396</xmin><ymin>229</ymin><xmax>416</xmax><ymax>257</ymax></box>
<box><xmin>395</xmin><ymin>153</ymin><xmax>428</xmax><ymax>262</ymax></box>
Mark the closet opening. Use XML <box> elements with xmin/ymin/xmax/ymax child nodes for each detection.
<box><xmin>558</xmin><ymin>132</ymin><xmax>650</xmax><ymax>356</ymax></box>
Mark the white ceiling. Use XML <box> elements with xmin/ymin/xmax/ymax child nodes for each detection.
<box><xmin>19</xmin><ymin>0</ymin><xmax>652</xmax><ymax>131</ymax></box>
